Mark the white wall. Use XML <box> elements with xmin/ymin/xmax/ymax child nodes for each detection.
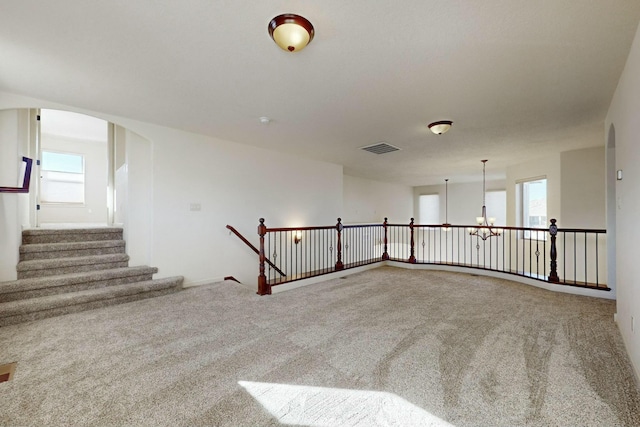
<box><xmin>0</xmin><ymin>91</ymin><xmax>343</xmax><ymax>288</ymax></box>
<box><xmin>560</xmin><ymin>146</ymin><xmax>605</xmax><ymax>229</ymax></box>
<box><xmin>0</xmin><ymin>109</ymin><xmax>30</xmax><ymax>281</ymax></box>
<box><xmin>343</xmin><ymin>175</ymin><xmax>413</xmax><ymax>224</ymax></box>
<box><xmin>414</xmin><ymin>180</ymin><xmax>506</xmax><ymax>226</ymax></box>
<box><xmin>118</xmin><ymin>128</ymin><xmax>153</xmax><ymax>268</ymax></box>
<box><xmin>150</xmin><ymin>126</ymin><xmax>343</xmax><ymax>286</ymax></box>
<box><xmin>606</xmin><ymin>21</ymin><xmax>640</xmax><ymax>379</ymax></box>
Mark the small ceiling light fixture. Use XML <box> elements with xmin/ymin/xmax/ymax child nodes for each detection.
<box><xmin>259</xmin><ymin>116</ymin><xmax>271</xmax><ymax>125</ymax></box>
<box><xmin>268</xmin><ymin>14</ymin><xmax>315</xmax><ymax>52</ymax></box>
<box><xmin>428</xmin><ymin>120</ymin><xmax>453</xmax><ymax>135</ymax></box>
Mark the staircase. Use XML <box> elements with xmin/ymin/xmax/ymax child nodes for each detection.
<box><xmin>0</xmin><ymin>227</ymin><xmax>183</xmax><ymax>327</ymax></box>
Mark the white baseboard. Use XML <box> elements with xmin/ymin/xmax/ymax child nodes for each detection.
<box><xmin>182</xmin><ymin>276</ymin><xmax>226</xmax><ymax>288</ymax></box>
<box><xmin>223</xmin><ymin>261</ymin><xmax>614</xmax><ymax>300</ymax></box>
<box><xmin>271</xmin><ymin>263</ymin><xmax>381</xmax><ymax>294</ymax></box>
<box><xmin>385</xmin><ymin>261</ymin><xmax>615</xmax><ymax>300</ymax></box>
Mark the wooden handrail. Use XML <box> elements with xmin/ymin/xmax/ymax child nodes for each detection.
<box><xmin>0</xmin><ymin>157</ymin><xmax>33</xmax><ymax>194</ymax></box>
<box><xmin>266</xmin><ymin>223</ymin><xmax>382</xmax><ymax>232</ymax></box>
<box><xmin>226</xmin><ymin>225</ymin><xmax>286</xmax><ymax>277</ymax></box>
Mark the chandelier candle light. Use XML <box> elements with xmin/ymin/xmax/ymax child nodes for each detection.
<box><xmin>469</xmin><ymin>160</ymin><xmax>500</xmax><ymax>240</ymax></box>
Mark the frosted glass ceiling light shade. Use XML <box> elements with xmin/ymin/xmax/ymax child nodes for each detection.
<box><xmin>428</xmin><ymin>120</ymin><xmax>452</xmax><ymax>135</ymax></box>
<box><xmin>268</xmin><ymin>14</ymin><xmax>314</xmax><ymax>52</ymax></box>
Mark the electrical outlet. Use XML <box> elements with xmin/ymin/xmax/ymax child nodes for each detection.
<box><xmin>632</xmin><ymin>316</ymin><xmax>635</xmax><ymax>332</ymax></box>
<box><xmin>189</xmin><ymin>203</ymin><xmax>201</xmax><ymax>212</ymax></box>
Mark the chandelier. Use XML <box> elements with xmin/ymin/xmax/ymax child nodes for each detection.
<box><xmin>442</xmin><ymin>178</ymin><xmax>451</xmax><ymax>231</ymax></box>
<box><xmin>469</xmin><ymin>160</ymin><xmax>500</xmax><ymax>240</ymax></box>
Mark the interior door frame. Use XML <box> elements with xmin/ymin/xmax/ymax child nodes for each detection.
<box><xmin>28</xmin><ymin>108</ymin><xmax>40</xmax><ymax>227</ymax></box>
<box><xmin>28</xmin><ymin>108</ymin><xmax>116</xmax><ymax>227</ymax></box>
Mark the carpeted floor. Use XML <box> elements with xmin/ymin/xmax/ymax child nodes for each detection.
<box><xmin>1</xmin><ymin>267</ymin><xmax>638</xmax><ymax>426</ymax></box>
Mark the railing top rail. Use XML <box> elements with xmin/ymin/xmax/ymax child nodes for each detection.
<box><xmin>388</xmin><ymin>223</ymin><xmax>537</xmax><ymax>231</ymax></box>
<box><xmin>226</xmin><ymin>225</ymin><xmax>258</xmax><ymax>254</ymax></box>
<box><xmin>227</xmin><ymin>224</ymin><xmax>286</xmax><ymax>277</ymax></box>
<box><xmin>267</xmin><ymin>223</ymin><xmax>391</xmax><ymax>232</ymax></box>
<box><xmin>557</xmin><ymin>228</ymin><xmax>606</xmax><ymax>233</ymax></box>
<box><xmin>266</xmin><ymin>225</ymin><xmax>337</xmax><ymax>232</ymax></box>
<box><xmin>385</xmin><ymin>223</ymin><xmax>606</xmax><ymax>234</ymax></box>
<box><xmin>265</xmin><ymin>222</ymin><xmax>607</xmax><ymax>234</ymax></box>
<box><xmin>343</xmin><ymin>223</ymin><xmax>383</xmax><ymax>229</ymax></box>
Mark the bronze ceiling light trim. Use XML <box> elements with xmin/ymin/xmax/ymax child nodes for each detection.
<box><xmin>268</xmin><ymin>14</ymin><xmax>315</xmax><ymax>52</ymax></box>
<box><xmin>428</xmin><ymin>120</ymin><xmax>453</xmax><ymax>135</ymax></box>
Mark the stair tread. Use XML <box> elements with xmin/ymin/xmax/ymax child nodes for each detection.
<box><xmin>17</xmin><ymin>253</ymin><xmax>129</xmax><ymax>271</ymax></box>
<box><xmin>22</xmin><ymin>227</ymin><xmax>123</xmax><ymax>236</ymax></box>
<box><xmin>20</xmin><ymin>240</ymin><xmax>125</xmax><ymax>253</ymax></box>
<box><xmin>0</xmin><ymin>266</ymin><xmax>159</xmax><ymax>294</ymax></box>
<box><xmin>0</xmin><ymin>277</ymin><xmax>184</xmax><ymax>318</ymax></box>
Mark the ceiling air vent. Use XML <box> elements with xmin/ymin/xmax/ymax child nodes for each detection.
<box><xmin>360</xmin><ymin>142</ymin><xmax>401</xmax><ymax>155</ymax></box>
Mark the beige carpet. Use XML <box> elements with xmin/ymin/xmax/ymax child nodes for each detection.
<box><xmin>0</xmin><ymin>267</ymin><xmax>638</xmax><ymax>426</ymax></box>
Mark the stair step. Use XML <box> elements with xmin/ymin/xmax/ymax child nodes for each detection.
<box><xmin>22</xmin><ymin>227</ymin><xmax>123</xmax><ymax>244</ymax></box>
<box><xmin>20</xmin><ymin>240</ymin><xmax>126</xmax><ymax>261</ymax></box>
<box><xmin>0</xmin><ymin>277</ymin><xmax>184</xmax><ymax>327</ymax></box>
<box><xmin>17</xmin><ymin>254</ymin><xmax>129</xmax><ymax>279</ymax></box>
<box><xmin>0</xmin><ymin>266</ymin><xmax>158</xmax><ymax>302</ymax></box>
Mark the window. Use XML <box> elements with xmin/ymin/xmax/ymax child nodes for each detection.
<box><xmin>419</xmin><ymin>194</ymin><xmax>440</xmax><ymax>225</ymax></box>
<box><xmin>517</xmin><ymin>178</ymin><xmax>547</xmax><ymax>239</ymax></box>
<box><xmin>41</xmin><ymin>151</ymin><xmax>85</xmax><ymax>204</ymax></box>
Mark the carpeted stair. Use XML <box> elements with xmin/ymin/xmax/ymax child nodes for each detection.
<box><xmin>0</xmin><ymin>227</ymin><xmax>183</xmax><ymax>327</ymax></box>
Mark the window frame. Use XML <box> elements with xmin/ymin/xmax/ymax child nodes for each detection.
<box><xmin>516</xmin><ymin>176</ymin><xmax>548</xmax><ymax>241</ymax></box>
<box><xmin>40</xmin><ymin>150</ymin><xmax>86</xmax><ymax>205</ymax></box>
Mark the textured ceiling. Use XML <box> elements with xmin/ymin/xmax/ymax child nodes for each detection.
<box><xmin>1</xmin><ymin>1</ymin><xmax>639</xmax><ymax>185</ymax></box>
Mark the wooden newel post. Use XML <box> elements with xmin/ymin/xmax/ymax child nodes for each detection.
<box><xmin>335</xmin><ymin>217</ymin><xmax>344</xmax><ymax>271</ymax></box>
<box><xmin>257</xmin><ymin>218</ymin><xmax>271</xmax><ymax>295</ymax></box>
<box><xmin>408</xmin><ymin>217</ymin><xmax>417</xmax><ymax>264</ymax></box>
<box><xmin>548</xmin><ymin>218</ymin><xmax>560</xmax><ymax>283</ymax></box>
<box><xmin>382</xmin><ymin>217</ymin><xmax>390</xmax><ymax>260</ymax></box>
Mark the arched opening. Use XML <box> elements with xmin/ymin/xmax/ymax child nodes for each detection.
<box><xmin>38</xmin><ymin>109</ymin><xmax>111</xmax><ymax>226</ymax></box>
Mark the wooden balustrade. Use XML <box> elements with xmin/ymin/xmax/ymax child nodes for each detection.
<box><xmin>335</xmin><ymin>218</ymin><xmax>344</xmax><ymax>271</ymax></box>
<box><xmin>408</xmin><ymin>218</ymin><xmax>416</xmax><ymax>264</ymax></box>
<box><xmin>257</xmin><ymin>218</ymin><xmax>269</xmax><ymax>295</ymax></box>
<box><xmin>548</xmin><ymin>219</ymin><xmax>560</xmax><ymax>283</ymax></box>
<box><xmin>245</xmin><ymin>218</ymin><xmax>608</xmax><ymax>295</ymax></box>
<box><xmin>382</xmin><ymin>218</ymin><xmax>390</xmax><ymax>260</ymax></box>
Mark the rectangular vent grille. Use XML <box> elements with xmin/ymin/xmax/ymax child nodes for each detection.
<box><xmin>361</xmin><ymin>143</ymin><xmax>401</xmax><ymax>155</ymax></box>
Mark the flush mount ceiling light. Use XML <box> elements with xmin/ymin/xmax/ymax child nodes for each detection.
<box><xmin>428</xmin><ymin>120</ymin><xmax>453</xmax><ymax>135</ymax></box>
<box><xmin>268</xmin><ymin>14</ymin><xmax>315</xmax><ymax>52</ymax></box>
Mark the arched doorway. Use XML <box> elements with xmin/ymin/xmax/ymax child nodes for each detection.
<box><xmin>37</xmin><ymin>109</ymin><xmax>111</xmax><ymax>226</ymax></box>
